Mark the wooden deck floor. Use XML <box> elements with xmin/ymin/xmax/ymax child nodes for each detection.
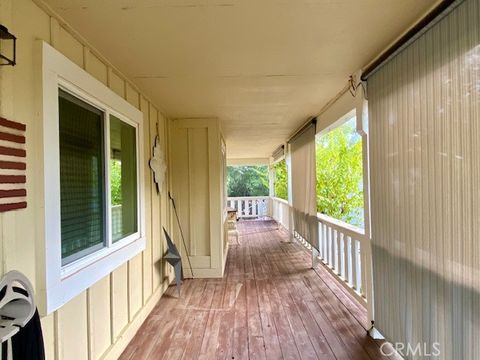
<box><xmin>120</xmin><ymin>220</ymin><xmax>397</xmax><ymax>360</ymax></box>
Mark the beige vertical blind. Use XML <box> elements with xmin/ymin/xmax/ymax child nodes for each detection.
<box><xmin>368</xmin><ymin>0</ymin><xmax>479</xmax><ymax>358</ymax></box>
<box><xmin>289</xmin><ymin>124</ymin><xmax>317</xmax><ymax>247</ymax></box>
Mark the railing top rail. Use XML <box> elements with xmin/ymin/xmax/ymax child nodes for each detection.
<box><xmin>227</xmin><ymin>196</ymin><xmax>270</xmax><ymax>200</ymax></box>
<box><xmin>317</xmin><ymin>212</ymin><xmax>365</xmax><ymax>238</ymax></box>
<box><xmin>270</xmin><ymin>196</ymin><xmax>289</xmax><ymax>205</ymax></box>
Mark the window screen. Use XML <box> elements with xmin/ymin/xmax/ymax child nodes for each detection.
<box><xmin>59</xmin><ymin>89</ymin><xmax>106</xmax><ymax>265</ymax></box>
<box><xmin>110</xmin><ymin>115</ymin><xmax>138</xmax><ymax>242</ymax></box>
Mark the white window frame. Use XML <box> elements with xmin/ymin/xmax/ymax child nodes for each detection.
<box><xmin>35</xmin><ymin>41</ymin><xmax>145</xmax><ymax>315</ymax></box>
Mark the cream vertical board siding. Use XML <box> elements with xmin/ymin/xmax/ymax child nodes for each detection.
<box><xmin>125</xmin><ymin>84</ymin><xmax>143</xmax><ymax>320</ymax></box>
<box><xmin>368</xmin><ymin>0</ymin><xmax>480</xmax><ymax>358</ymax></box>
<box><xmin>84</xmin><ymin>50</ymin><xmax>108</xmax><ymax>86</ymax></box>
<box><xmin>141</xmin><ymin>96</ymin><xmax>153</xmax><ymax>303</ymax></box>
<box><xmin>170</xmin><ymin>118</ymin><xmax>227</xmax><ymax>277</ymax></box>
<box><xmin>149</xmin><ymin>104</ymin><xmax>163</xmax><ymax>290</ymax></box>
<box><xmin>88</xmin><ymin>276</ymin><xmax>111</xmax><ymax>359</ymax></box>
<box><xmin>111</xmin><ymin>263</ymin><xmax>129</xmax><ymax>339</ymax></box>
<box><xmin>158</xmin><ymin>112</ymin><xmax>171</xmax><ymax>283</ymax></box>
<box><xmin>57</xmin><ymin>292</ymin><xmax>89</xmax><ymax>360</ymax></box>
<box><xmin>0</xmin><ymin>0</ymin><xmax>175</xmax><ymax>358</ymax></box>
<box><xmin>188</xmin><ymin>127</ymin><xmax>211</xmax><ymax>256</ymax></box>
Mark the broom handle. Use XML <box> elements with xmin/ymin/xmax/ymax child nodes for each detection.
<box><xmin>168</xmin><ymin>192</ymin><xmax>195</xmax><ymax>278</ymax></box>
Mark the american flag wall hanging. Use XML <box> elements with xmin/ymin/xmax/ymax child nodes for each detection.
<box><xmin>0</xmin><ymin>117</ymin><xmax>26</xmax><ymax>212</ymax></box>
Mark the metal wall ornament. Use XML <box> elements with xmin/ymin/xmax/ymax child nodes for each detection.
<box><xmin>149</xmin><ymin>135</ymin><xmax>167</xmax><ymax>194</ymax></box>
<box><xmin>0</xmin><ymin>25</ymin><xmax>16</xmax><ymax>66</ymax></box>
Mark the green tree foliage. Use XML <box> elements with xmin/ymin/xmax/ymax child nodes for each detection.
<box><xmin>111</xmin><ymin>160</ymin><xmax>122</xmax><ymax>206</ymax></box>
<box><xmin>273</xmin><ymin>160</ymin><xmax>288</xmax><ymax>200</ymax></box>
<box><xmin>227</xmin><ymin>166</ymin><xmax>269</xmax><ymax>197</ymax></box>
<box><xmin>316</xmin><ymin>119</ymin><xmax>364</xmax><ymax>227</ymax></box>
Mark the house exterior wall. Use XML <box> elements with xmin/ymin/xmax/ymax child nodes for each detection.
<box><xmin>0</xmin><ymin>0</ymin><xmax>174</xmax><ymax>358</ymax></box>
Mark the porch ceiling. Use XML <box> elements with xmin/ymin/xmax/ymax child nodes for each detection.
<box><xmin>42</xmin><ymin>0</ymin><xmax>438</xmax><ymax>159</ymax></box>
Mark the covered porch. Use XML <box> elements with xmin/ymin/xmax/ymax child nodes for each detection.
<box><xmin>120</xmin><ymin>220</ymin><xmax>394</xmax><ymax>360</ymax></box>
<box><xmin>0</xmin><ymin>0</ymin><xmax>477</xmax><ymax>359</ymax></box>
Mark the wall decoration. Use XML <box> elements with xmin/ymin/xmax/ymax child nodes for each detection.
<box><xmin>0</xmin><ymin>117</ymin><xmax>26</xmax><ymax>212</ymax></box>
<box><xmin>149</xmin><ymin>135</ymin><xmax>166</xmax><ymax>194</ymax></box>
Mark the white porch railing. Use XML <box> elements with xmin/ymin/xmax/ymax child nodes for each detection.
<box><xmin>316</xmin><ymin>213</ymin><xmax>372</xmax><ymax>307</ymax></box>
<box><xmin>270</xmin><ymin>197</ymin><xmax>373</xmax><ymax>319</ymax></box>
<box><xmin>227</xmin><ymin>196</ymin><xmax>270</xmax><ymax>219</ymax></box>
<box><xmin>270</xmin><ymin>196</ymin><xmax>290</xmax><ymax>229</ymax></box>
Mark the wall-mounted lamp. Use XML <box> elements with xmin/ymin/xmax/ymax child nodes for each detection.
<box><xmin>0</xmin><ymin>25</ymin><xmax>16</xmax><ymax>66</ymax></box>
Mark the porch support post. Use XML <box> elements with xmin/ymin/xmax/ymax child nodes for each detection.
<box><xmin>286</xmin><ymin>145</ymin><xmax>294</xmax><ymax>242</ymax></box>
<box><xmin>354</xmin><ymin>70</ymin><xmax>374</xmax><ymax>328</ymax></box>
<box><xmin>268</xmin><ymin>162</ymin><xmax>274</xmax><ymax>218</ymax></box>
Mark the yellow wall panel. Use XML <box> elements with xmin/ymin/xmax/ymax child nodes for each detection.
<box><xmin>128</xmin><ymin>254</ymin><xmax>143</xmax><ymax>319</ymax></box>
<box><xmin>158</xmin><ymin>112</ymin><xmax>170</xmax><ymax>279</ymax></box>
<box><xmin>141</xmin><ymin>97</ymin><xmax>153</xmax><ymax>302</ymax></box>
<box><xmin>88</xmin><ymin>276</ymin><xmax>111</xmax><ymax>359</ymax></box>
<box><xmin>170</xmin><ymin>118</ymin><xmax>227</xmax><ymax>277</ymax></box>
<box><xmin>57</xmin><ymin>292</ymin><xmax>88</xmax><ymax>360</ymax></box>
<box><xmin>108</xmin><ymin>69</ymin><xmax>125</xmax><ymax>98</ymax></box>
<box><xmin>40</xmin><ymin>314</ymin><xmax>55</xmax><ymax>360</ymax></box>
<box><xmin>188</xmin><ymin>128</ymin><xmax>210</xmax><ymax>256</ymax></box>
<box><xmin>111</xmin><ymin>263</ymin><xmax>129</xmax><ymax>338</ymax></box>
<box><xmin>8</xmin><ymin>0</ymin><xmax>50</xmax><ymax>288</ymax></box>
<box><xmin>85</xmin><ymin>51</ymin><xmax>108</xmax><ymax>85</ymax></box>
<box><xmin>170</xmin><ymin>127</ymin><xmax>190</xmax><ymax>268</ymax></box>
<box><xmin>57</xmin><ymin>26</ymin><xmax>84</xmax><ymax>68</ymax></box>
<box><xmin>126</xmin><ymin>83</ymin><xmax>140</xmax><ymax>109</ymax></box>
<box><xmin>149</xmin><ymin>105</ymin><xmax>162</xmax><ymax>289</ymax></box>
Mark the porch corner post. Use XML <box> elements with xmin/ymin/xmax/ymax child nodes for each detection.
<box><xmin>268</xmin><ymin>162</ymin><xmax>275</xmax><ymax>218</ymax></box>
<box><xmin>354</xmin><ymin>70</ymin><xmax>374</xmax><ymax>328</ymax></box>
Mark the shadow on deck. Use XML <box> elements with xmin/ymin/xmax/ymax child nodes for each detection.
<box><xmin>120</xmin><ymin>219</ymin><xmax>398</xmax><ymax>360</ymax></box>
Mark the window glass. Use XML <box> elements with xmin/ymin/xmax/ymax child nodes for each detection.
<box><xmin>273</xmin><ymin>160</ymin><xmax>288</xmax><ymax>200</ymax></box>
<box><xmin>59</xmin><ymin>89</ymin><xmax>105</xmax><ymax>264</ymax></box>
<box><xmin>110</xmin><ymin>115</ymin><xmax>138</xmax><ymax>242</ymax></box>
<box><xmin>316</xmin><ymin>117</ymin><xmax>364</xmax><ymax>228</ymax></box>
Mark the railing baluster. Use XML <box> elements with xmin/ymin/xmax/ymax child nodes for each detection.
<box><xmin>318</xmin><ymin>222</ymin><xmax>322</xmax><ymax>259</ymax></box>
<box><xmin>335</xmin><ymin>230</ymin><xmax>341</xmax><ymax>275</ymax></box>
<box><xmin>360</xmin><ymin>241</ymin><xmax>366</xmax><ymax>296</ymax></box>
<box><xmin>328</xmin><ymin>226</ymin><xmax>333</xmax><ymax>266</ymax></box>
<box><xmin>341</xmin><ymin>232</ymin><xmax>346</xmax><ymax>278</ymax></box>
<box><xmin>322</xmin><ymin>223</ymin><xmax>328</xmax><ymax>262</ymax></box>
<box><xmin>355</xmin><ymin>240</ymin><xmax>361</xmax><ymax>291</ymax></box>
<box><xmin>351</xmin><ymin>237</ymin><xmax>357</xmax><ymax>290</ymax></box>
<box><xmin>325</xmin><ymin>225</ymin><xmax>329</xmax><ymax>265</ymax></box>
<box><xmin>345</xmin><ymin>236</ymin><xmax>352</xmax><ymax>286</ymax></box>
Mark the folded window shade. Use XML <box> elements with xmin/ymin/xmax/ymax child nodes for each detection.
<box><xmin>59</xmin><ymin>90</ymin><xmax>105</xmax><ymax>264</ymax></box>
<box><xmin>271</xmin><ymin>145</ymin><xmax>285</xmax><ymax>163</ymax></box>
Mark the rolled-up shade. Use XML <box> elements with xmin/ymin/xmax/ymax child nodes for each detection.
<box><xmin>271</xmin><ymin>145</ymin><xmax>285</xmax><ymax>163</ymax></box>
<box><xmin>289</xmin><ymin>123</ymin><xmax>317</xmax><ymax>248</ymax></box>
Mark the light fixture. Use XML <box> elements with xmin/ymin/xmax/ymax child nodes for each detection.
<box><xmin>0</xmin><ymin>25</ymin><xmax>16</xmax><ymax>66</ymax></box>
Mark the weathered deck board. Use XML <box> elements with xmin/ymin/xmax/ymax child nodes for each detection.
<box><xmin>120</xmin><ymin>220</ymin><xmax>393</xmax><ymax>360</ymax></box>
